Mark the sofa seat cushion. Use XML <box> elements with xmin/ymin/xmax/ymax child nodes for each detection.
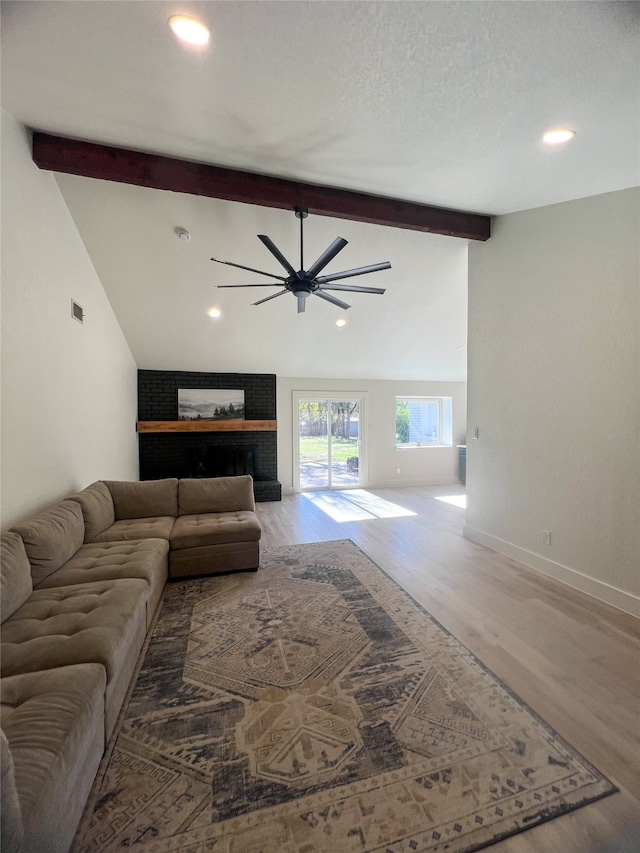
<box><xmin>1</xmin><ymin>664</ymin><xmax>106</xmax><ymax>853</ymax></box>
<box><xmin>93</xmin><ymin>516</ymin><xmax>175</xmax><ymax>543</ymax></box>
<box><xmin>33</xmin><ymin>539</ymin><xmax>169</xmax><ymax>628</ymax></box>
<box><xmin>170</xmin><ymin>511</ymin><xmax>262</xmax><ymax>551</ymax></box>
<box><xmin>0</xmin><ymin>579</ymin><xmax>148</xmax><ymax>739</ymax></box>
<box><xmin>0</xmin><ymin>579</ymin><xmax>148</xmax><ymax>682</ymax></box>
<box><xmin>1</xmin><ymin>533</ymin><xmax>33</xmax><ymax>624</ymax></box>
<box><xmin>11</xmin><ymin>500</ymin><xmax>85</xmax><ymax>586</ymax></box>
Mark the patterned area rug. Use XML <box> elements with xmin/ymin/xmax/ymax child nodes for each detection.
<box><xmin>72</xmin><ymin>540</ymin><xmax>616</xmax><ymax>853</ymax></box>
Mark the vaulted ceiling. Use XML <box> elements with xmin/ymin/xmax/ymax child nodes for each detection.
<box><xmin>2</xmin><ymin>1</ymin><xmax>637</xmax><ymax>380</ymax></box>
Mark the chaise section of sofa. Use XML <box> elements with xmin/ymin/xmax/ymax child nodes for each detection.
<box><xmin>170</xmin><ymin>475</ymin><xmax>261</xmax><ymax>578</ymax></box>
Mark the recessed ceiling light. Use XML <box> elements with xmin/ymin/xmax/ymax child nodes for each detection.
<box><xmin>542</xmin><ymin>128</ymin><xmax>576</xmax><ymax>145</ymax></box>
<box><xmin>336</xmin><ymin>318</ymin><xmax>347</xmax><ymax>327</ymax></box>
<box><xmin>208</xmin><ymin>307</ymin><xmax>221</xmax><ymax>319</ymax></box>
<box><xmin>168</xmin><ymin>15</ymin><xmax>210</xmax><ymax>46</ymax></box>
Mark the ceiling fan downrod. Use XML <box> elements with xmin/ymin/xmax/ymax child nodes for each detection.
<box><xmin>295</xmin><ymin>205</ymin><xmax>308</xmax><ymax>272</ymax></box>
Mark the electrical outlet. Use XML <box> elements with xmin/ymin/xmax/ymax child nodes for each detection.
<box><xmin>472</xmin><ymin>427</ymin><xmax>479</xmax><ymax>439</ymax></box>
<box><xmin>542</xmin><ymin>530</ymin><xmax>551</xmax><ymax>546</ymax></box>
<box><xmin>396</xmin><ymin>468</ymin><xmax>401</xmax><ymax>475</ymax></box>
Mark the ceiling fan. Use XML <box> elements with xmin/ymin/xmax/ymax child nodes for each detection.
<box><xmin>211</xmin><ymin>207</ymin><xmax>391</xmax><ymax>313</ymax></box>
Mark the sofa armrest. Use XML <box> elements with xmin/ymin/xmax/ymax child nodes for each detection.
<box><xmin>177</xmin><ymin>476</ymin><xmax>255</xmax><ymax>515</ymax></box>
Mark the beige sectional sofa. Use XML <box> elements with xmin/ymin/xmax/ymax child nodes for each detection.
<box><xmin>72</xmin><ymin>475</ymin><xmax>261</xmax><ymax>578</ymax></box>
<box><xmin>1</xmin><ymin>475</ymin><xmax>261</xmax><ymax>853</ymax></box>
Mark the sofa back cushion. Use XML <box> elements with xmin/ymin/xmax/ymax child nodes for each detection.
<box><xmin>0</xmin><ymin>729</ymin><xmax>23</xmax><ymax>853</ymax></box>
<box><xmin>105</xmin><ymin>479</ymin><xmax>178</xmax><ymax>520</ymax></box>
<box><xmin>178</xmin><ymin>475</ymin><xmax>255</xmax><ymax>516</ymax></box>
<box><xmin>69</xmin><ymin>481</ymin><xmax>115</xmax><ymax>543</ymax></box>
<box><xmin>1</xmin><ymin>533</ymin><xmax>33</xmax><ymax>623</ymax></box>
<box><xmin>11</xmin><ymin>501</ymin><xmax>85</xmax><ymax>586</ymax></box>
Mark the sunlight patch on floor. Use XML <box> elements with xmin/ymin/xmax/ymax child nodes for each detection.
<box><xmin>434</xmin><ymin>494</ymin><xmax>467</xmax><ymax>509</ymax></box>
<box><xmin>302</xmin><ymin>490</ymin><xmax>416</xmax><ymax>522</ymax></box>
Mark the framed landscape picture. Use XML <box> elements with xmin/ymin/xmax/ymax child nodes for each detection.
<box><xmin>178</xmin><ymin>389</ymin><xmax>245</xmax><ymax>421</ymax></box>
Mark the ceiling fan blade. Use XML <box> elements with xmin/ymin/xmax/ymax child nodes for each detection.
<box><xmin>211</xmin><ymin>257</ymin><xmax>286</xmax><ymax>282</ymax></box>
<box><xmin>319</xmin><ymin>284</ymin><xmax>386</xmax><ymax>294</ymax></box>
<box><xmin>258</xmin><ymin>235</ymin><xmax>298</xmax><ymax>277</ymax></box>
<box><xmin>305</xmin><ymin>237</ymin><xmax>349</xmax><ymax>279</ymax></box>
<box><xmin>314</xmin><ymin>290</ymin><xmax>351</xmax><ymax>311</ymax></box>
<box><xmin>315</xmin><ymin>261</ymin><xmax>391</xmax><ymax>284</ymax></box>
<box><xmin>217</xmin><ymin>283</ymin><xmax>281</xmax><ymax>288</ymax></box>
<box><xmin>252</xmin><ymin>289</ymin><xmax>289</xmax><ymax>306</ymax></box>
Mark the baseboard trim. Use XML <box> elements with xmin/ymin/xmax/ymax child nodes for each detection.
<box><xmin>282</xmin><ymin>479</ymin><xmax>458</xmax><ymax>495</ymax></box>
<box><xmin>463</xmin><ymin>525</ymin><xmax>639</xmax><ymax>617</ymax></box>
<box><xmin>369</xmin><ymin>478</ymin><xmax>459</xmax><ymax>489</ymax></box>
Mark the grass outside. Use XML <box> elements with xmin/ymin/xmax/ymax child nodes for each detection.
<box><xmin>299</xmin><ymin>436</ymin><xmax>358</xmax><ymax>463</ymax></box>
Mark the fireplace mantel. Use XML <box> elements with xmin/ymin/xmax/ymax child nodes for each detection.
<box><xmin>137</xmin><ymin>420</ymin><xmax>277</xmax><ymax>433</ymax></box>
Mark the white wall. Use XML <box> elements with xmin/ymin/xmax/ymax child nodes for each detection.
<box><xmin>1</xmin><ymin>112</ymin><xmax>139</xmax><ymax>530</ymax></box>
<box><xmin>277</xmin><ymin>376</ymin><xmax>466</xmax><ymax>492</ymax></box>
<box><xmin>466</xmin><ymin>188</ymin><xmax>639</xmax><ymax>614</ymax></box>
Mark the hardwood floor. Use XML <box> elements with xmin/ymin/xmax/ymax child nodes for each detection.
<box><xmin>256</xmin><ymin>485</ymin><xmax>640</xmax><ymax>853</ymax></box>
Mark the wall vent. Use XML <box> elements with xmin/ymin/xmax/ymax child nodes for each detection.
<box><xmin>71</xmin><ymin>300</ymin><xmax>84</xmax><ymax>323</ymax></box>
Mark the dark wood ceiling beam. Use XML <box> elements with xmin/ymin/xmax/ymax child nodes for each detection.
<box><xmin>31</xmin><ymin>131</ymin><xmax>491</xmax><ymax>241</ymax></box>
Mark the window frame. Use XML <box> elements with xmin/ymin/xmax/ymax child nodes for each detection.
<box><xmin>395</xmin><ymin>396</ymin><xmax>452</xmax><ymax>449</ymax></box>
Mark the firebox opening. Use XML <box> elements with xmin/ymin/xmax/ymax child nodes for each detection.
<box><xmin>189</xmin><ymin>446</ymin><xmax>258</xmax><ymax>479</ymax></box>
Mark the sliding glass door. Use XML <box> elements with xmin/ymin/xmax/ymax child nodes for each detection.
<box><xmin>296</xmin><ymin>395</ymin><xmax>364</xmax><ymax>491</ymax></box>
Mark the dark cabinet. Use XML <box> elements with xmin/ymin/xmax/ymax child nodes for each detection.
<box><xmin>458</xmin><ymin>445</ymin><xmax>466</xmax><ymax>485</ymax></box>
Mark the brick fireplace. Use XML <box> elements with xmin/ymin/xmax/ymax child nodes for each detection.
<box><xmin>137</xmin><ymin>370</ymin><xmax>281</xmax><ymax>502</ymax></box>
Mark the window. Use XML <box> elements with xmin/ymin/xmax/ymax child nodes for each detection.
<box><xmin>395</xmin><ymin>397</ymin><xmax>452</xmax><ymax>448</ymax></box>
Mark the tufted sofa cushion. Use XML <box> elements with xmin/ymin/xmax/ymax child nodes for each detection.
<box><xmin>1</xmin><ymin>664</ymin><xmax>106</xmax><ymax>853</ymax></box>
<box><xmin>104</xmin><ymin>478</ymin><xmax>178</xmax><ymax>520</ymax></box>
<box><xmin>11</xmin><ymin>500</ymin><xmax>85</xmax><ymax>586</ymax></box>
<box><xmin>1</xmin><ymin>533</ymin><xmax>33</xmax><ymax>624</ymax></box>
<box><xmin>170</xmin><ymin>511</ymin><xmax>262</xmax><ymax>551</ymax></box>
<box><xmin>68</xmin><ymin>481</ymin><xmax>115</xmax><ymax>543</ymax></box>
<box><xmin>0</xmin><ymin>578</ymin><xmax>149</xmax><ymax>738</ymax></box>
<box><xmin>92</xmin><ymin>515</ymin><xmax>175</xmax><ymax>544</ymax></box>
<box><xmin>33</xmin><ymin>538</ymin><xmax>169</xmax><ymax>627</ymax></box>
<box><xmin>178</xmin><ymin>475</ymin><xmax>255</xmax><ymax>516</ymax></box>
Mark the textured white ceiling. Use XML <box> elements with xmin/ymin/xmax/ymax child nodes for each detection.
<box><xmin>2</xmin><ymin>1</ymin><xmax>638</xmax><ymax>380</ymax></box>
<box><xmin>54</xmin><ymin>175</ymin><xmax>469</xmax><ymax>380</ymax></box>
